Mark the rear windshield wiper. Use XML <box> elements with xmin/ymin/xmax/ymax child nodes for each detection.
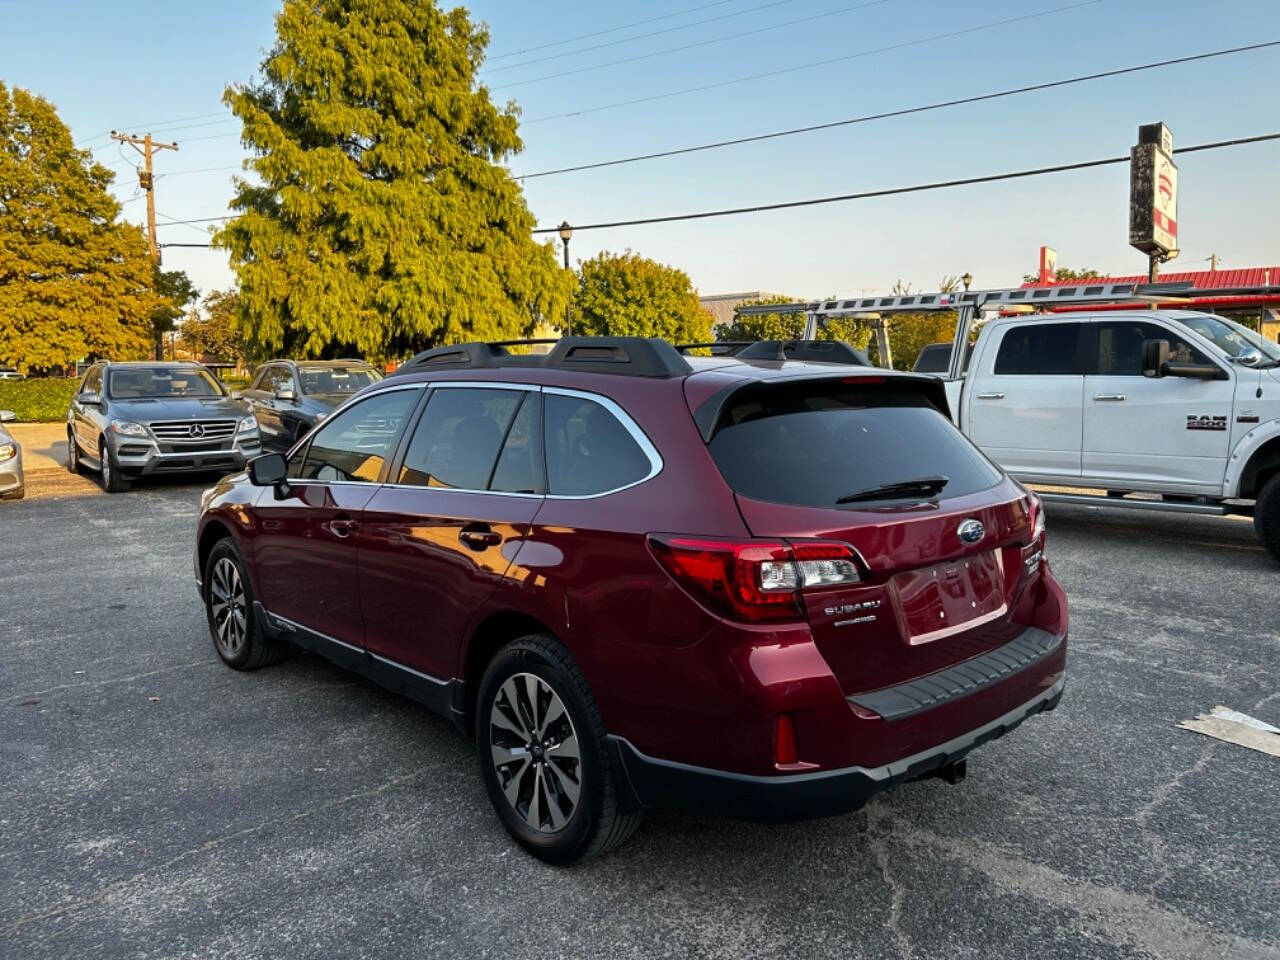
<box><xmin>836</xmin><ymin>475</ymin><xmax>949</xmax><ymax>504</ymax></box>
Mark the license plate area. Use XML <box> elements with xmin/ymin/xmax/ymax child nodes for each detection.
<box><xmin>891</xmin><ymin>550</ymin><xmax>1006</xmax><ymax>645</ymax></box>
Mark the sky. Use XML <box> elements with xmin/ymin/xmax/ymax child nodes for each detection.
<box><xmin>5</xmin><ymin>0</ymin><xmax>1280</xmax><ymax>302</ymax></box>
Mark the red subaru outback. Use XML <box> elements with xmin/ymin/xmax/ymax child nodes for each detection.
<box><xmin>195</xmin><ymin>337</ymin><xmax>1066</xmax><ymax>863</ymax></box>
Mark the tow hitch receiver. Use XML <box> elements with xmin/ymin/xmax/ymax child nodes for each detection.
<box><xmin>935</xmin><ymin>759</ymin><xmax>967</xmax><ymax>785</ymax></box>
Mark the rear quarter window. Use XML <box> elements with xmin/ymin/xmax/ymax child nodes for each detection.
<box><xmin>708</xmin><ymin>382</ymin><xmax>1002</xmax><ymax>508</ymax></box>
<box><xmin>544</xmin><ymin>393</ymin><xmax>654</xmax><ymax>496</ymax></box>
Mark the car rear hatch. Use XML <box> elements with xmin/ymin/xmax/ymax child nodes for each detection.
<box><xmin>696</xmin><ymin>372</ymin><xmax>1042</xmax><ymax>695</ymax></box>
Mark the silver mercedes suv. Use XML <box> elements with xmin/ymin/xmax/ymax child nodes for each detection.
<box><xmin>66</xmin><ymin>361</ymin><xmax>261</xmax><ymax>492</ymax></box>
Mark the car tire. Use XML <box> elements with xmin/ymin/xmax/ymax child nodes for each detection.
<box><xmin>203</xmin><ymin>538</ymin><xmax>292</xmax><ymax>670</ymax></box>
<box><xmin>66</xmin><ymin>430</ymin><xmax>82</xmax><ymax>474</ymax></box>
<box><xmin>99</xmin><ymin>437</ymin><xmax>130</xmax><ymax>493</ymax></box>
<box><xmin>1254</xmin><ymin>473</ymin><xmax>1280</xmax><ymax>565</ymax></box>
<box><xmin>475</xmin><ymin>635</ymin><xmax>642</xmax><ymax>864</ymax></box>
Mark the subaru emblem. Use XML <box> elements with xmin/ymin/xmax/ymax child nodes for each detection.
<box><xmin>957</xmin><ymin>519</ymin><xmax>985</xmax><ymax>544</ymax></box>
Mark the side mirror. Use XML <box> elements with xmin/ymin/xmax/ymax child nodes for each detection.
<box><xmin>1163</xmin><ymin>362</ymin><xmax>1228</xmax><ymax>381</ymax></box>
<box><xmin>1231</xmin><ymin>346</ymin><xmax>1263</xmax><ymax>367</ymax></box>
<box><xmin>0</xmin><ymin>410</ymin><xmax>15</xmax><ymax>423</ymax></box>
<box><xmin>275</xmin><ymin>387</ymin><xmax>297</xmax><ymax>402</ymax></box>
<box><xmin>1141</xmin><ymin>339</ymin><xmax>1170</xmax><ymax>378</ymax></box>
<box><xmin>247</xmin><ymin>452</ymin><xmax>288</xmax><ymax>487</ymax></box>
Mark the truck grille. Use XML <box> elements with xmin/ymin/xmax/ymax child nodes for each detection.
<box><xmin>149</xmin><ymin>419</ymin><xmax>239</xmax><ymax>442</ymax></box>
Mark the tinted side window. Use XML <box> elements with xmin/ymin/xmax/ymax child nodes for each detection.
<box><xmin>490</xmin><ymin>393</ymin><xmax>543</xmax><ymax>494</ymax></box>
<box><xmin>297</xmin><ymin>389</ymin><xmax>418</xmax><ymax>482</ymax></box>
<box><xmin>248</xmin><ymin>367</ymin><xmax>267</xmax><ymax>391</ymax></box>
<box><xmin>913</xmin><ymin>344</ymin><xmax>951</xmax><ymax>373</ymax></box>
<box><xmin>265</xmin><ymin>367</ymin><xmax>294</xmax><ymax>394</ymax></box>
<box><xmin>1095</xmin><ymin>321</ymin><xmax>1209</xmax><ymax>375</ymax></box>
<box><xmin>993</xmin><ymin>323</ymin><xmax>1083</xmax><ymax>375</ymax></box>
<box><xmin>397</xmin><ymin>388</ymin><xmax>524</xmax><ymax>489</ymax></box>
<box><xmin>81</xmin><ymin>366</ymin><xmax>102</xmax><ymax>395</ymax></box>
<box><xmin>544</xmin><ymin>393</ymin><xmax>652</xmax><ymax>496</ymax></box>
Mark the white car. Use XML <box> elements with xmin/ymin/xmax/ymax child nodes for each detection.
<box><xmin>0</xmin><ymin>410</ymin><xmax>24</xmax><ymax>500</ymax></box>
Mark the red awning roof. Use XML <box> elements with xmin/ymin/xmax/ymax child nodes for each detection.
<box><xmin>1022</xmin><ymin>267</ymin><xmax>1280</xmax><ymax>290</ymax></box>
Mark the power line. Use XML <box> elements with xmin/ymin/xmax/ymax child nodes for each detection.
<box><xmin>485</xmin><ymin>0</ymin><xmax>742</xmax><ymax>61</ymax></box>
<box><xmin>517</xmin><ymin>40</ymin><xmax>1280</xmax><ymax>179</ymax></box>
<box><xmin>77</xmin><ymin>111</ymin><xmax>227</xmax><ymax>147</ymax></box>
<box><xmin>528</xmin><ymin>133</ymin><xmax>1280</xmax><ymax>233</ymax></box>
<box><xmin>524</xmin><ymin>0</ymin><xmax>1103</xmax><ymax>124</ymax></box>
<box><xmin>156</xmin><ymin>214</ymin><xmax>232</xmax><ymax>226</ymax></box>
<box><xmin>492</xmin><ymin>0</ymin><xmax>892</xmax><ymax>90</ymax></box>
<box><xmin>154</xmin><ymin>132</ymin><xmax>1280</xmax><ymax>248</ymax></box>
<box><xmin>484</xmin><ymin>0</ymin><xmax>793</xmax><ymax>74</ymax></box>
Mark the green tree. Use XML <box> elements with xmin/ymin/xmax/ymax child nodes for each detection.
<box><xmin>1022</xmin><ymin>266</ymin><xmax>1104</xmax><ymax>284</ymax></box>
<box><xmin>0</xmin><ymin>83</ymin><xmax>159</xmax><ymax>374</ymax></box>
<box><xmin>151</xmin><ymin>267</ymin><xmax>198</xmax><ymax>360</ymax></box>
<box><xmin>179</xmin><ymin>289</ymin><xmax>255</xmax><ymax>366</ymax></box>
<box><xmin>213</xmin><ymin>0</ymin><xmax>570</xmax><ymax>361</ymax></box>
<box><xmin>718</xmin><ymin>294</ymin><xmax>873</xmax><ymax>349</ymax></box>
<box><xmin>572</xmin><ymin>250</ymin><xmax>713</xmax><ymax>343</ymax></box>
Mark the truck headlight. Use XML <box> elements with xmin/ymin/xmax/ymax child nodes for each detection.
<box><xmin>0</xmin><ymin>443</ymin><xmax>15</xmax><ymax>462</ymax></box>
<box><xmin>110</xmin><ymin>420</ymin><xmax>148</xmax><ymax>437</ymax></box>
<box><xmin>237</xmin><ymin>415</ymin><xmax>259</xmax><ymax>434</ymax></box>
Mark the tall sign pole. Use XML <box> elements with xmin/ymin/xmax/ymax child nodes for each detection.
<box><xmin>110</xmin><ymin>131</ymin><xmax>179</xmax><ymax>264</ymax></box>
<box><xmin>1128</xmin><ymin>123</ymin><xmax>1178</xmax><ymax>282</ymax></box>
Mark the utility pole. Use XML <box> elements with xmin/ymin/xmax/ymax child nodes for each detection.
<box><xmin>110</xmin><ymin>132</ymin><xmax>178</xmax><ymax>263</ymax></box>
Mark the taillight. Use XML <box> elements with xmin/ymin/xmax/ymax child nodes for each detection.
<box><xmin>1023</xmin><ymin>493</ymin><xmax>1047</xmax><ymax>574</ymax></box>
<box><xmin>647</xmin><ymin>536</ymin><xmax>863</xmax><ymax>623</ymax></box>
<box><xmin>791</xmin><ymin>541</ymin><xmax>863</xmax><ymax>588</ymax></box>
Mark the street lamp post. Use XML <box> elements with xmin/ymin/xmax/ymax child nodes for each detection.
<box><xmin>961</xmin><ymin>272</ymin><xmax>973</xmax><ymax>292</ymax></box>
<box><xmin>558</xmin><ymin>221</ymin><xmax>573</xmax><ymax>336</ymax></box>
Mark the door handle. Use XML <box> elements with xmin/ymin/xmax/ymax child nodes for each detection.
<box><xmin>1093</xmin><ymin>394</ymin><xmax>1126</xmax><ymax>402</ymax></box>
<box><xmin>459</xmin><ymin>523</ymin><xmax>502</xmax><ymax>551</ymax></box>
<box><xmin>976</xmin><ymin>392</ymin><xmax>1005</xmax><ymax>400</ymax></box>
<box><xmin>327</xmin><ymin>515</ymin><xmax>358</xmax><ymax>538</ymax></box>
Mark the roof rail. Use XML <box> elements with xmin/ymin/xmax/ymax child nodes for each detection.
<box><xmin>390</xmin><ymin>336</ymin><xmax>693</xmax><ymax>379</ymax></box>
<box><xmin>675</xmin><ymin>341</ymin><xmax>753</xmax><ymax>356</ymax></box>
<box><xmin>735</xmin><ymin>340</ymin><xmax>870</xmax><ymax>366</ymax></box>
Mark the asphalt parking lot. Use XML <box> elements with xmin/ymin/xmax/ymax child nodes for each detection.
<box><xmin>3</xmin><ymin>456</ymin><xmax>1278</xmax><ymax>960</ymax></box>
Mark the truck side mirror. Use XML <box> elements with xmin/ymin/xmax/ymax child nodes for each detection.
<box><xmin>1141</xmin><ymin>339</ymin><xmax>1170</xmax><ymax>378</ymax></box>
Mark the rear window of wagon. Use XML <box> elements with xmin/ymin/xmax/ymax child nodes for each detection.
<box><xmin>706</xmin><ymin>381</ymin><xmax>1003</xmax><ymax>508</ymax></box>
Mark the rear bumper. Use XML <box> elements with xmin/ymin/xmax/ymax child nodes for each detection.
<box><xmin>610</xmin><ymin>671</ymin><xmax>1064</xmax><ymax>822</ymax></box>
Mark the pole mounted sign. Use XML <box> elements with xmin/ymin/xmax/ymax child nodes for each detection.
<box><xmin>1129</xmin><ymin>122</ymin><xmax>1178</xmax><ymax>256</ymax></box>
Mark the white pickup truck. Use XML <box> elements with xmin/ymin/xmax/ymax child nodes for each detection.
<box><xmin>940</xmin><ymin>308</ymin><xmax>1280</xmax><ymax>562</ymax></box>
<box><xmin>741</xmin><ymin>284</ymin><xmax>1280</xmax><ymax>563</ymax></box>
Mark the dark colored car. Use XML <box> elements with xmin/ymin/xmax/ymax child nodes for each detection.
<box><xmin>195</xmin><ymin>337</ymin><xmax>1066</xmax><ymax>863</ymax></box>
<box><xmin>66</xmin><ymin>361</ymin><xmax>260</xmax><ymax>492</ymax></box>
<box><xmin>240</xmin><ymin>360</ymin><xmax>383</xmax><ymax>452</ymax></box>
<box><xmin>913</xmin><ymin>342</ymin><xmax>953</xmax><ymax>373</ymax></box>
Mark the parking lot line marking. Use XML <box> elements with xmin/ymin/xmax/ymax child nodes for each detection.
<box><xmin>6</xmin><ymin>659</ymin><xmax>218</xmax><ymax>702</ymax></box>
<box><xmin>1177</xmin><ymin>706</ymin><xmax>1280</xmax><ymax>758</ymax></box>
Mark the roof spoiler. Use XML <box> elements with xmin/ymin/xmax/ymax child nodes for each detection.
<box><xmin>692</xmin><ymin>372</ymin><xmax>950</xmax><ymax>443</ymax></box>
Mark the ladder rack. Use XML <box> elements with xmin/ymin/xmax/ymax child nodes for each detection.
<box><xmin>736</xmin><ymin>282</ymin><xmax>1280</xmax><ymax>379</ymax></box>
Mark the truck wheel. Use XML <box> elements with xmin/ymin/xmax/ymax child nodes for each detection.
<box><xmin>1254</xmin><ymin>474</ymin><xmax>1280</xmax><ymax>565</ymax></box>
<box><xmin>475</xmin><ymin>635</ymin><xmax>642</xmax><ymax>864</ymax></box>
